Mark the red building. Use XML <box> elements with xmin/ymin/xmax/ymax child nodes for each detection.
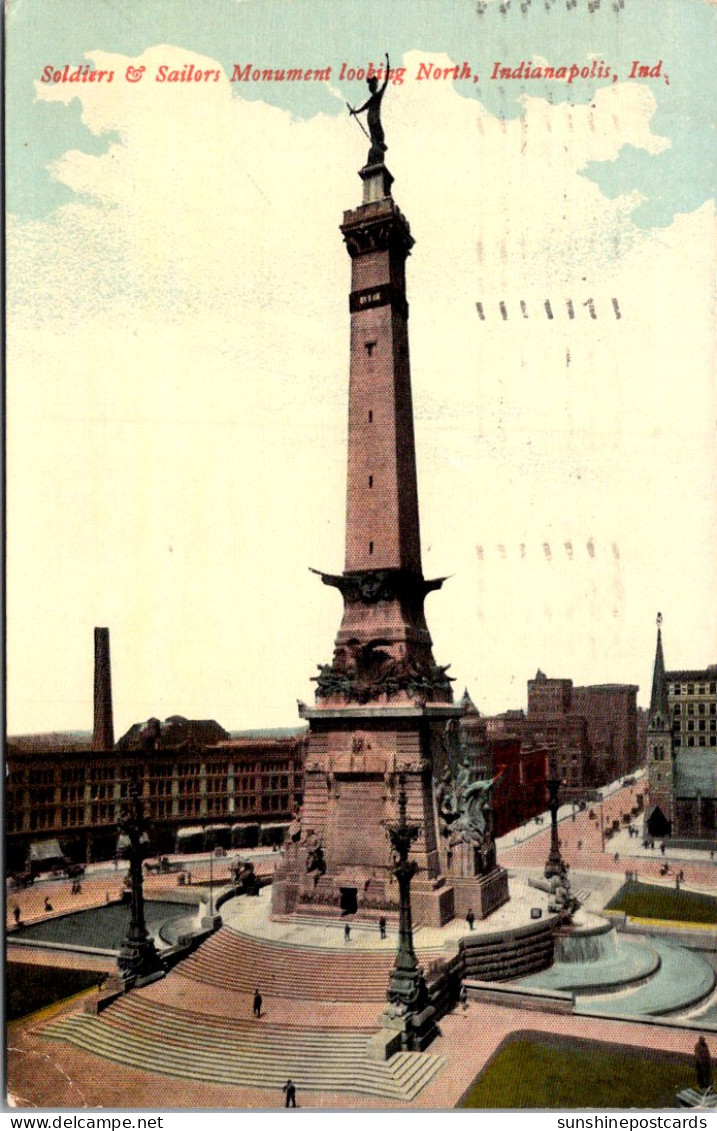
<box><xmin>457</xmin><ymin>689</ymin><xmax>549</xmax><ymax>837</ymax></box>
<box><xmin>484</xmin><ymin>669</ymin><xmax>640</xmax><ymax>799</ymax></box>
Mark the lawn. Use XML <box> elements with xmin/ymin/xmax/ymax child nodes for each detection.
<box><xmin>605</xmin><ymin>880</ymin><xmax>717</xmax><ymax>925</ymax></box>
<box><xmin>459</xmin><ymin>1034</ymin><xmax>695</xmax><ymax>1109</ymax></box>
<box><xmin>6</xmin><ymin>962</ymin><xmax>104</xmax><ymax>1021</ymax></box>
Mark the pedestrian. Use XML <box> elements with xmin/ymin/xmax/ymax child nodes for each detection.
<box><xmin>44</xmin><ymin>896</ymin><xmax>53</xmax><ymax>912</ymax></box>
<box><xmin>13</xmin><ymin>904</ymin><xmax>20</xmax><ymax>925</ymax></box>
<box><xmin>459</xmin><ymin>985</ymin><xmax>468</xmax><ymax>1011</ymax></box>
<box><xmin>282</xmin><ymin>1078</ymin><xmax>297</xmax><ymax>1108</ymax></box>
<box><xmin>344</xmin><ymin>922</ymin><xmax>351</xmax><ymax>942</ymax></box>
<box><xmin>660</xmin><ymin>842</ymin><xmax>665</xmax><ymax>855</ymax></box>
<box><xmin>253</xmin><ymin>988</ymin><xmax>262</xmax><ymax>1018</ymax></box>
<box><xmin>379</xmin><ymin>916</ymin><xmax>387</xmax><ymax>940</ymax></box>
<box><xmin>695</xmin><ymin>1036</ymin><xmax>713</xmax><ymax>1092</ymax></box>
<box><xmin>577</xmin><ymin>840</ymin><xmax>582</xmax><ymax>851</ymax></box>
<box><xmin>105</xmin><ymin>891</ymin><xmax>111</xmax><ymax>903</ymax></box>
<box><xmin>466</xmin><ymin>908</ymin><xmax>475</xmax><ymax>931</ymax></box>
<box><xmin>614</xmin><ymin>852</ymin><xmax>619</xmax><ymax>862</ymax></box>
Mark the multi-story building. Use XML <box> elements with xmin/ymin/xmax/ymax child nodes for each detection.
<box><xmin>570</xmin><ymin>683</ymin><xmax>638</xmax><ymax>782</ymax></box>
<box><xmin>5</xmin><ymin>722</ymin><xmax>306</xmax><ymax>872</ymax></box>
<box><xmin>6</xmin><ymin>630</ymin><xmax>307</xmax><ymax>872</ymax></box>
<box><xmin>528</xmin><ymin>671</ymin><xmax>639</xmax><ymax>784</ymax></box>
<box><xmin>457</xmin><ymin>689</ymin><xmax>549</xmax><ymax>835</ymax></box>
<box><xmin>486</xmin><ymin>669</ymin><xmax>640</xmax><ymax>798</ymax></box>
<box><xmin>645</xmin><ymin>618</ymin><xmax>717</xmax><ymax>844</ymax></box>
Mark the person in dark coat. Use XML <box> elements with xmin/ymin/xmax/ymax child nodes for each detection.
<box><xmin>282</xmin><ymin>1079</ymin><xmax>297</xmax><ymax>1107</ymax></box>
<box><xmin>466</xmin><ymin>908</ymin><xmax>475</xmax><ymax>931</ymax></box>
<box><xmin>379</xmin><ymin>916</ymin><xmax>387</xmax><ymax>940</ymax></box>
<box><xmin>695</xmin><ymin>1036</ymin><xmax>713</xmax><ymax>1091</ymax></box>
<box><xmin>253</xmin><ymin>988</ymin><xmax>262</xmax><ymax>1018</ymax></box>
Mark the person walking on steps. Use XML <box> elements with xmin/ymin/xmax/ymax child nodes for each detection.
<box><xmin>253</xmin><ymin>988</ymin><xmax>262</xmax><ymax>1018</ymax></box>
<box><xmin>283</xmin><ymin>1079</ymin><xmax>297</xmax><ymax>1108</ymax></box>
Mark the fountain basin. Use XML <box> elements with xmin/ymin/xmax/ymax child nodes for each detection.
<box><xmin>520</xmin><ymin>929</ymin><xmax>659</xmax><ymax>996</ymax></box>
<box><xmin>8</xmin><ymin>899</ymin><xmax>197</xmax><ymax>955</ymax></box>
<box><xmin>515</xmin><ymin>913</ymin><xmax>716</xmax><ymax>1023</ymax></box>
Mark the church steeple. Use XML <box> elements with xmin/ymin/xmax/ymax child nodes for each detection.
<box><xmin>649</xmin><ymin>612</ymin><xmax>669</xmax><ymax>726</ymax></box>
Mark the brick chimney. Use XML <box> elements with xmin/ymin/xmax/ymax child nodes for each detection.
<box><xmin>92</xmin><ymin>626</ymin><xmax>114</xmax><ymax>750</ymax></box>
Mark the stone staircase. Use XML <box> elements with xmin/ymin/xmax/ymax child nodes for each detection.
<box><xmin>180</xmin><ymin>926</ymin><xmax>411</xmax><ymax>1001</ymax></box>
<box><xmin>40</xmin><ymin>994</ymin><xmax>444</xmax><ymax>1101</ymax></box>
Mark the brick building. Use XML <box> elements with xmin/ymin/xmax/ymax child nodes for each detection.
<box><xmin>486</xmin><ymin>669</ymin><xmax>640</xmax><ymax>798</ymax></box>
<box><xmin>5</xmin><ymin>628</ymin><xmax>307</xmax><ymax>872</ymax></box>
<box><xmin>5</xmin><ymin>724</ymin><xmax>307</xmax><ymax>872</ymax></box>
<box><xmin>457</xmin><ymin>689</ymin><xmax>549</xmax><ymax>836</ymax></box>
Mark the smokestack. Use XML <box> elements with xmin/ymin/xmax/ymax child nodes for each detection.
<box><xmin>92</xmin><ymin>626</ymin><xmax>114</xmax><ymax>750</ymax></box>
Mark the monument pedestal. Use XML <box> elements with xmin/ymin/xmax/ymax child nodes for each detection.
<box><xmin>370</xmin><ymin>1001</ymin><xmax>439</xmax><ymax>1055</ymax></box>
<box><xmin>271</xmin><ymin>702</ymin><xmax>462</xmax><ymax>927</ymax></box>
<box><xmin>85</xmin><ymin>967</ymin><xmax>164</xmax><ymax>1015</ymax></box>
<box><xmin>450</xmin><ymin>868</ymin><xmax>510</xmax><ymax>920</ymax></box>
<box><xmin>411</xmin><ymin>876</ymin><xmax>455</xmax><ymax>928</ymax></box>
<box><xmin>676</xmin><ymin>1088</ymin><xmax>716</xmax><ymax>1109</ymax></box>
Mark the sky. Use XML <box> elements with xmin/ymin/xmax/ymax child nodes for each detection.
<box><xmin>6</xmin><ymin>0</ymin><xmax>717</xmax><ymax>738</ymax></box>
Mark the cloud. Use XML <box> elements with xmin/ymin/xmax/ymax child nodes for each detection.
<box><xmin>7</xmin><ymin>45</ymin><xmax>716</xmax><ymax>733</ymax></box>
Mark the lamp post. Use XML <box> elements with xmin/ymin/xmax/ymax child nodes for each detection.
<box><xmin>207</xmin><ymin>830</ymin><xmax>215</xmax><ymax>917</ymax></box>
<box><xmin>379</xmin><ymin>775</ymin><xmax>437</xmax><ymax>1051</ymax></box>
<box><xmin>202</xmin><ymin>828</ymin><xmax>221</xmax><ymax>928</ymax></box>
<box><xmin>545</xmin><ymin>756</ymin><xmax>567</xmax><ymax>880</ymax></box>
<box><xmin>117</xmin><ymin>775</ymin><xmax>163</xmax><ymax>984</ymax></box>
<box><xmin>384</xmin><ymin>778</ymin><xmax>422</xmax><ymax>1007</ymax></box>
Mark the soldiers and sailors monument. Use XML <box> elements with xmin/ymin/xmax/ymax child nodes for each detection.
<box><xmin>272</xmin><ymin>56</ymin><xmax>509</xmax><ymax>929</ymax></box>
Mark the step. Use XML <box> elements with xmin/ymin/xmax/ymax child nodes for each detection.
<box><xmin>41</xmin><ymin>1011</ymin><xmax>444</xmax><ymax>1101</ymax></box>
<box><xmin>42</xmin><ymin>1015</ymin><xmax>404</xmax><ymax>1099</ymax></box>
<box><xmin>106</xmin><ymin>1011</ymin><xmax>363</xmax><ymax>1056</ymax></box>
<box><xmin>114</xmin><ymin>993</ymin><xmax>363</xmax><ymax>1034</ymax></box>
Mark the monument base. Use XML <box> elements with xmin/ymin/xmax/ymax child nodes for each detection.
<box><xmin>366</xmin><ymin>1027</ymin><xmax>403</xmax><ymax>1062</ymax></box>
<box><xmin>273</xmin><ymin>874</ymin><xmax>456</xmax><ymax>928</ymax></box>
<box><xmin>675</xmin><ymin>1088</ymin><xmax>717</xmax><ymax>1109</ymax></box>
<box><xmin>411</xmin><ymin>877</ymin><xmax>455</xmax><ymax>927</ymax></box>
<box><xmin>374</xmin><ymin>1001</ymin><xmax>440</xmax><ymax>1053</ymax></box>
<box><xmin>450</xmin><ymin>867</ymin><xmax>510</xmax><ymax>921</ymax></box>
<box><xmin>85</xmin><ymin>967</ymin><xmax>165</xmax><ymax>1014</ymax></box>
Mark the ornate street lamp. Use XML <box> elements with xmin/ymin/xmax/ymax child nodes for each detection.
<box><xmin>202</xmin><ymin>827</ymin><xmax>222</xmax><ymax>928</ymax></box>
<box><xmin>116</xmin><ymin>774</ymin><xmax>163</xmax><ymax>984</ymax></box>
<box><xmin>384</xmin><ymin>777</ymin><xmax>423</xmax><ymax>1008</ymax></box>
<box><xmin>379</xmin><ymin>775</ymin><xmax>438</xmax><ymax>1051</ymax></box>
<box><xmin>544</xmin><ymin>753</ymin><xmax>567</xmax><ymax>880</ymax></box>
